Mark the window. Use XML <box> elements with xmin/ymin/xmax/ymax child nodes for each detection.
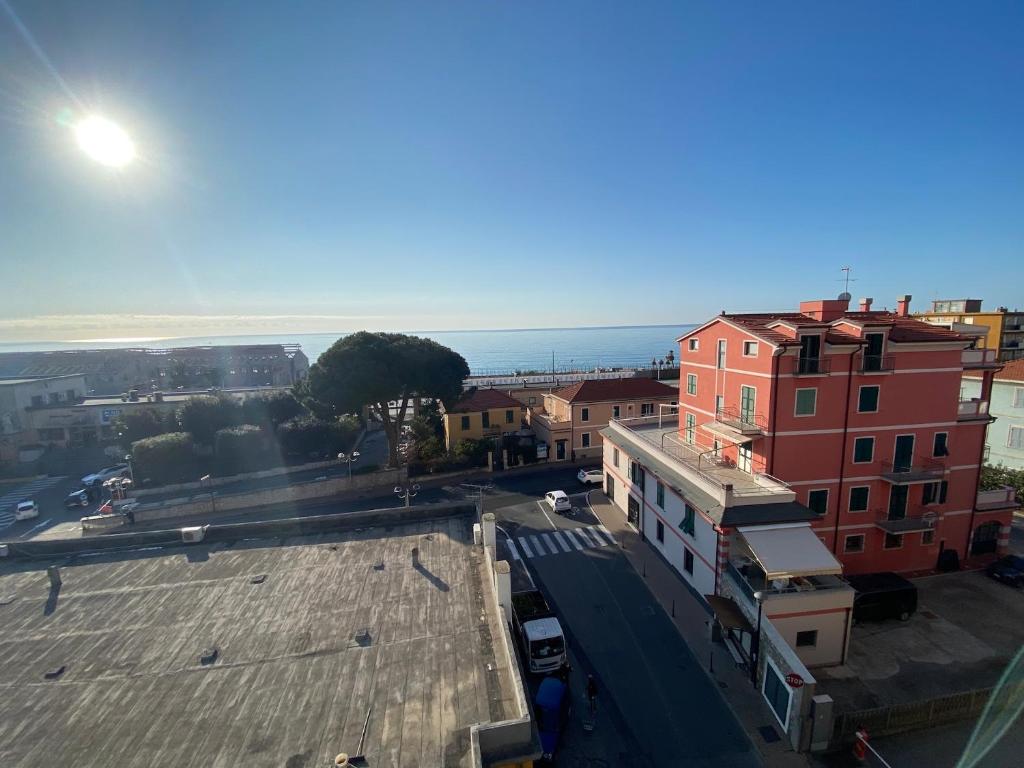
<box><xmin>612</xmin><ymin>405</ymin><xmax>620</xmax><ymax>419</ymax></box>
<box><xmin>740</xmin><ymin>385</ymin><xmax>756</xmax><ymax>423</ymax></box>
<box><xmin>762</xmin><ymin>661</ymin><xmax>791</xmax><ymax>729</ymax></box>
<box><xmin>686</xmin><ymin>373</ymin><xmax>697</xmax><ymax>396</ymax></box>
<box><xmin>482</xmin><ymin>412</ymin><xmax>490</xmax><ymax>428</ymax></box>
<box><xmin>922</xmin><ymin>480</ymin><xmax>948</xmax><ymax>505</ymax></box>
<box><xmin>505</xmin><ymin>409</ymin><xmax>515</xmax><ymax>424</ymax></box>
<box><xmin>922</xmin><ymin>529</ymin><xmax>936</xmax><ymax>546</ymax></box>
<box><xmin>849</xmin><ymin>486</ymin><xmax>869</xmax><ymax>512</ymax></box>
<box><xmin>613</xmin><ymin>448</ymin><xmax>620</xmax><ymax>468</ymax></box>
<box><xmin>684</xmin><ymin>413</ymin><xmax>696</xmax><ymax>443</ymax></box>
<box><xmin>581</xmin><ymin>407</ymin><xmax>590</xmax><ymax>422</ymax></box>
<box><xmin>795</xmin><ymin>388</ymin><xmax>817</xmax><ymax>416</ymax></box>
<box><xmin>884</xmin><ymin>532</ymin><xmax>903</xmax><ymax>550</ymax></box>
<box><xmin>933</xmin><ymin>432</ymin><xmax>949</xmax><ymax>457</ymax></box>
<box><xmin>641</xmin><ymin>402</ymin><xmax>654</xmax><ymax>416</ymax></box>
<box><xmin>1014</xmin><ymin>388</ymin><xmax>1024</xmax><ymax>408</ymax></box>
<box><xmin>528</xmin><ymin>396</ymin><xmax>536</xmax><ymax>405</ymax></box>
<box><xmin>688</xmin><ymin>338</ymin><xmax>699</xmax><ymax>351</ymax></box>
<box><xmin>716</xmin><ymin>339</ymin><xmax>726</xmax><ymax>369</ymax></box>
<box><xmin>683</xmin><ymin>548</ymin><xmax>694</xmax><ymax>574</ymax></box>
<box><xmin>38</xmin><ymin>427</ymin><xmax>65</xmax><ymax>441</ymax></box>
<box><xmin>656</xmin><ymin>519</ymin><xmax>665</xmax><ymax>543</ymax></box>
<box><xmin>681</xmin><ymin>504</ymin><xmax>696</xmax><ymax>536</ymax></box>
<box><xmin>607</xmin><ymin>478</ymin><xmax>615</xmax><ymax>501</ymax></box>
<box><xmin>844</xmin><ymin>534</ymin><xmax>865</xmax><ymax>553</ymax></box>
<box><xmin>630</xmin><ymin>461</ymin><xmax>645</xmax><ymax>487</ymax></box>
<box><xmin>807</xmin><ymin>489</ymin><xmax>829</xmax><ymax>516</ymax></box>
<box><xmin>858</xmin><ymin>385</ymin><xmax>880</xmax><ymax>413</ymax></box>
<box><xmin>656</xmin><ymin>481</ymin><xmax>665</xmax><ymax>508</ymax></box>
<box><xmin>743</xmin><ymin>341</ymin><xmax>758</xmax><ymax>357</ymax></box>
<box><xmin>460</xmin><ymin>415</ymin><xmax>470</xmax><ymax>430</ymax></box>
<box><xmin>581</xmin><ymin>432</ymin><xmax>591</xmax><ymax>448</ymax></box>
<box><xmin>796</xmin><ymin>630</ymin><xmax>818</xmax><ymax>648</ymax></box>
<box><xmin>853</xmin><ymin>437</ymin><xmax>874</xmax><ymax>463</ymax></box>
<box><xmin>1007</xmin><ymin>426</ymin><xmax>1024</xmax><ymax>450</ymax></box>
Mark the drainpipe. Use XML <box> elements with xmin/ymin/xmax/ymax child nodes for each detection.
<box><xmin>832</xmin><ymin>348</ymin><xmax>859</xmax><ymax>554</ymax></box>
<box><xmin>964</xmin><ymin>370</ymin><xmax>993</xmax><ymax>559</ymax></box>
<box><xmin>768</xmin><ymin>350</ymin><xmax>782</xmax><ymax>475</ymax></box>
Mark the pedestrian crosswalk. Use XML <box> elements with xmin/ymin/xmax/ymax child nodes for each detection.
<box><xmin>510</xmin><ymin>524</ymin><xmax>616</xmax><ymax>559</ymax></box>
<box><xmin>0</xmin><ymin>476</ymin><xmax>66</xmax><ymax>530</ymax></box>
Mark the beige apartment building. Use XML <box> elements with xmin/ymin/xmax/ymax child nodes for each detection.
<box><xmin>528</xmin><ymin>378</ymin><xmax>678</xmax><ymax>461</ymax></box>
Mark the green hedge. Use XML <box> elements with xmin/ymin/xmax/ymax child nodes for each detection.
<box><xmin>131</xmin><ymin>432</ymin><xmax>198</xmax><ymax>485</ymax></box>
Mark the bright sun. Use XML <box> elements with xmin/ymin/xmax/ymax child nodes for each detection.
<box><xmin>74</xmin><ymin>115</ymin><xmax>136</xmax><ymax>168</ymax></box>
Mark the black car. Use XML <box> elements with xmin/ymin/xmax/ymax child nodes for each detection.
<box><xmin>63</xmin><ymin>489</ymin><xmax>91</xmax><ymax>509</ymax></box>
<box><xmin>986</xmin><ymin>555</ymin><xmax>1024</xmax><ymax>587</ymax></box>
<box><xmin>847</xmin><ymin>572</ymin><xmax>918</xmax><ymax>623</ymax></box>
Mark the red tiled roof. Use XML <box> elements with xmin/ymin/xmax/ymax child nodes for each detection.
<box><xmin>551</xmin><ymin>377</ymin><xmax>678</xmax><ymax>403</ymax></box>
<box><xmin>993</xmin><ymin>359</ymin><xmax>1024</xmax><ymax>383</ymax></box>
<box><xmin>718</xmin><ymin>311</ymin><xmax>970</xmax><ymax>346</ymax></box>
<box><xmin>447</xmin><ymin>388</ymin><xmax>524</xmax><ymax>413</ymax></box>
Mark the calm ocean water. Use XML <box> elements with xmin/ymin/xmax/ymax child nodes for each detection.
<box><xmin>0</xmin><ymin>325</ymin><xmax>695</xmax><ymax>375</ymax></box>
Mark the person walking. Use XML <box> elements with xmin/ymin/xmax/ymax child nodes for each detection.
<box><xmin>586</xmin><ymin>674</ymin><xmax>598</xmax><ymax>716</ymax></box>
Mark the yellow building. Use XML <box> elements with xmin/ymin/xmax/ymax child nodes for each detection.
<box><xmin>916</xmin><ymin>299</ymin><xmax>1024</xmax><ymax>361</ymax></box>
<box><xmin>442</xmin><ymin>388</ymin><xmax>525</xmax><ymax>450</ymax></box>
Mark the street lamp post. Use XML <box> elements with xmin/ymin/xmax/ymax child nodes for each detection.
<box><xmin>750</xmin><ymin>591</ymin><xmax>764</xmax><ymax>687</ymax></box>
<box><xmin>461</xmin><ymin>482</ymin><xmax>494</xmax><ymax>518</ymax></box>
<box><xmin>201</xmin><ymin>474</ymin><xmax>217</xmax><ymax>515</ymax></box>
<box><xmin>124</xmin><ymin>453</ymin><xmax>135</xmax><ymax>485</ymax></box>
<box><xmin>337</xmin><ymin>450</ymin><xmax>361</xmax><ymax>478</ymax></box>
<box><xmin>394</xmin><ymin>483</ymin><xmax>421</xmax><ymax>507</ymax></box>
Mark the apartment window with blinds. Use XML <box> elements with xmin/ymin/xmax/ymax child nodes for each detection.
<box><xmin>681</xmin><ymin>504</ymin><xmax>696</xmax><ymax>536</ymax></box>
<box><xmin>795</xmin><ymin>388</ymin><xmax>817</xmax><ymax>417</ymax></box>
<box><xmin>686</xmin><ymin>373</ymin><xmax>697</xmax><ymax>396</ymax></box>
<box><xmin>656</xmin><ymin>482</ymin><xmax>665</xmax><ymax>508</ymax></box>
<box><xmin>688</xmin><ymin>338</ymin><xmax>699</xmax><ymax>351</ymax></box>
<box><xmin>844</xmin><ymin>534</ymin><xmax>865</xmax><ymax>553</ymax></box>
<box><xmin>684</xmin><ymin>413</ymin><xmax>696</xmax><ymax>443</ymax></box>
<box><xmin>1014</xmin><ymin>388</ymin><xmax>1024</xmax><ymax>408</ymax></box>
<box><xmin>1008</xmin><ymin>426</ymin><xmax>1024</xmax><ymax>450</ymax></box>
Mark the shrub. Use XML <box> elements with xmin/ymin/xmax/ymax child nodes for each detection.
<box><xmin>277</xmin><ymin>416</ymin><xmax>360</xmax><ymax>460</ymax></box>
<box><xmin>131</xmin><ymin>432</ymin><xmax>198</xmax><ymax>485</ymax></box>
<box><xmin>451</xmin><ymin>438</ymin><xmax>490</xmax><ymax>467</ymax></box>
<box><xmin>215</xmin><ymin>424</ymin><xmax>272</xmax><ymax>475</ymax></box>
<box><xmin>981</xmin><ymin>464</ymin><xmax>1024</xmax><ymax>497</ymax></box>
<box><xmin>241</xmin><ymin>390</ymin><xmax>306</xmax><ymax>428</ymax></box>
<box><xmin>178</xmin><ymin>395</ymin><xmax>242</xmax><ymax>446</ymax></box>
<box><xmin>112</xmin><ymin>409</ymin><xmax>175</xmax><ymax>445</ymax></box>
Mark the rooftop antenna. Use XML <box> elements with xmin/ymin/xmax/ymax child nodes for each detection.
<box><xmin>837</xmin><ymin>265</ymin><xmax>857</xmax><ymax>302</ymax></box>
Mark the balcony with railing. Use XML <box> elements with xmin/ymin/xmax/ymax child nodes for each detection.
<box><xmin>976</xmin><ymin>486</ymin><xmax>1019</xmax><ymax>511</ymax></box>
<box><xmin>713</xmin><ymin>405</ymin><xmax>768</xmax><ymax>436</ymax></box>
<box><xmin>873</xmin><ymin>507</ymin><xmax>939</xmax><ymax>534</ymax></box>
<box><xmin>961</xmin><ymin>348</ymin><xmax>1000</xmax><ymax>369</ymax></box>
<box><xmin>793</xmin><ymin>356</ymin><xmax>832</xmax><ymax>376</ymax></box>
<box><xmin>606</xmin><ymin>414</ymin><xmax>794</xmax><ymax>506</ymax></box>
<box><xmin>879</xmin><ymin>456</ymin><xmax>946</xmax><ymax>483</ymax></box>
<box><xmin>957</xmin><ymin>398</ymin><xmax>991</xmax><ymax>422</ymax></box>
<box><xmin>858</xmin><ymin>353</ymin><xmax>895</xmax><ymax>374</ymax></box>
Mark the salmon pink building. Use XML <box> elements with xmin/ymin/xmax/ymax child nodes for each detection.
<box><xmin>672</xmin><ymin>293</ymin><xmax>1016</xmax><ymax>574</ymax></box>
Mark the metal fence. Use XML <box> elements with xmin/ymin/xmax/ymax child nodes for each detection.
<box><xmin>832</xmin><ymin>687</ymin><xmax>997</xmax><ymax>745</ymax></box>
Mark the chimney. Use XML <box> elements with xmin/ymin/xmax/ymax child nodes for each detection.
<box><xmin>896</xmin><ymin>294</ymin><xmax>912</xmax><ymax>317</ymax></box>
<box><xmin>859</xmin><ymin>297</ymin><xmax>873</xmax><ymax>312</ymax></box>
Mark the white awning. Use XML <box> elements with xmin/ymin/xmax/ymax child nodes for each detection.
<box><xmin>737</xmin><ymin>523</ymin><xmax>843</xmax><ymax>580</ymax></box>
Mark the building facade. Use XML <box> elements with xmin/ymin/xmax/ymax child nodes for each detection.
<box><xmin>916</xmin><ymin>299</ymin><xmax>1024</xmax><ymax>362</ymax></box>
<box><xmin>0</xmin><ymin>375</ymin><xmax>88</xmax><ymax>462</ymax></box>
<box><xmin>962</xmin><ymin>359</ymin><xmax>1024</xmax><ymax>470</ymax></box>
<box><xmin>442</xmin><ymin>388</ymin><xmax>526</xmax><ymax>450</ymax></box>
<box><xmin>528</xmin><ymin>378</ymin><xmax>678</xmax><ymax>461</ymax></box>
<box><xmin>673</xmin><ymin>293</ymin><xmax>1016</xmax><ymax>575</ymax></box>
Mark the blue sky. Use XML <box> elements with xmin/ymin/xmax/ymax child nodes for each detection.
<box><xmin>0</xmin><ymin>1</ymin><xmax>1021</xmax><ymax>341</ymax></box>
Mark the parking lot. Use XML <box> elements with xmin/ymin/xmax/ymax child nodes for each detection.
<box><xmin>817</xmin><ymin>568</ymin><xmax>1024</xmax><ymax>710</ymax></box>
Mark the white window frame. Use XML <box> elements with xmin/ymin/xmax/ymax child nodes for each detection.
<box><xmin>932</xmin><ymin>431</ymin><xmax>949</xmax><ymax>457</ymax></box>
<box><xmin>852</xmin><ymin>436</ymin><xmax>875</xmax><ymax>464</ymax></box>
<box><xmin>580</xmin><ymin>432</ymin><xmax>591</xmax><ymax>449</ymax></box>
<box><xmin>684</xmin><ymin>413</ymin><xmax>696</xmax><ymax>443</ymax></box>
<box><xmin>686</xmin><ymin>373</ymin><xmax>697</xmax><ymax>396</ymax></box>
<box><xmin>612</xmin><ymin>405</ymin><xmax>620</xmax><ymax>419</ymax></box>
<box><xmin>613</xmin><ymin>447</ymin><xmax>620</xmax><ymax>467</ymax></box>
<box><xmin>1007</xmin><ymin>425</ymin><xmax>1024</xmax><ymax>450</ymax></box>
<box><xmin>844</xmin><ymin>534</ymin><xmax>866</xmax><ymax>553</ymax></box>
<box><xmin>762</xmin><ymin>657</ymin><xmax>792</xmax><ymax>731</ymax></box>
<box><xmin>807</xmin><ymin>488</ymin><xmax>829</xmax><ymax>516</ymax></box>
<box><xmin>716</xmin><ymin>339</ymin><xmax>727</xmax><ymax>369</ymax></box>
<box><xmin>883</xmin><ymin>532</ymin><xmax>904</xmax><ymax>550</ymax></box>
<box><xmin>848</xmin><ymin>485</ymin><xmax>870</xmax><ymax>513</ymax></box>
<box><xmin>581</xmin><ymin>407</ymin><xmax>590</xmax><ymax>423</ymax></box>
<box><xmin>857</xmin><ymin>384</ymin><xmax>881</xmax><ymax>414</ymax></box>
<box><xmin>688</xmin><ymin>338</ymin><xmax>699</xmax><ymax>352</ymax></box>
<box><xmin>794</xmin><ymin>388</ymin><xmax>817</xmax><ymax>417</ymax></box>
<box><xmin>922</xmin><ymin>529</ymin><xmax>936</xmax><ymax>546</ymax></box>
<box><xmin>742</xmin><ymin>340</ymin><xmax>759</xmax><ymax>357</ymax></box>
<box><xmin>1013</xmin><ymin>387</ymin><xmax>1024</xmax><ymax>408</ymax></box>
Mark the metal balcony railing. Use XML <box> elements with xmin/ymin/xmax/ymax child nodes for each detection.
<box><xmin>880</xmin><ymin>456</ymin><xmax>945</xmax><ymax>483</ymax></box>
<box><xmin>957</xmin><ymin>399</ymin><xmax>990</xmax><ymax>421</ymax></box>
<box><xmin>793</xmin><ymin>356</ymin><xmax>832</xmax><ymax>376</ymax></box>
<box><xmin>858</xmin><ymin>353</ymin><xmax>895</xmax><ymax>373</ymax></box>
<box><xmin>714</xmin><ymin>406</ymin><xmax>768</xmax><ymax>434</ymax></box>
<box><xmin>874</xmin><ymin>507</ymin><xmax>939</xmax><ymax>534</ymax></box>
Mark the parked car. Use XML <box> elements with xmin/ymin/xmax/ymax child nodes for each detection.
<box><xmin>535</xmin><ymin>675</ymin><xmax>572</xmax><ymax>763</ymax></box>
<box><xmin>577</xmin><ymin>468</ymin><xmax>604</xmax><ymax>485</ymax></box>
<box><xmin>544</xmin><ymin>490</ymin><xmax>571</xmax><ymax>513</ymax></box>
<box><xmin>64</xmin><ymin>490</ymin><xmax>91</xmax><ymax>509</ymax></box>
<box><xmin>986</xmin><ymin>555</ymin><xmax>1024</xmax><ymax>587</ymax></box>
<box><xmin>14</xmin><ymin>500</ymin><xmax>39</xmax><ymax>521</ymax></box>
<box><xmin>81</xmin><ymin>464</ymin><xmax>130</xmax><ymax>486</ymax></box>
<box><xmin>847</xmin><ymin>572</ymin><xmax>918</xmax><ymax>623</ymax></box>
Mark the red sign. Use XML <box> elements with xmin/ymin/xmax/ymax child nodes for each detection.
<box><xmin>784</xmin><ymin>673</ymin><xmax>804</xmax><ymax>688</ymax></box>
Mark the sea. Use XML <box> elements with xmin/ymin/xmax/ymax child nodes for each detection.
<box><xmin>0</xmin><ymin>325</ymin><xmax>696</xmax><ymax>376</ymax></box>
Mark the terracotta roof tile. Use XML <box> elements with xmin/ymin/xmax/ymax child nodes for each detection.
<box><xmin>447</xmin><ymin>388</ymin><xmax>524</xmax><ymax>413</ymax></box>
<box><xmin>993</xmin><ymin>359</ymin><xmax>1024</xmax><ymax>383</ymax></box>
<box><xmin>551</xmin><ymin>377</ymin><xmax>678</xmax><ymax>403</ymax></box>
<box><xmin>718</xmin><ymin>310</ymin><xmax>971</xmax><ymax>346</ymax></box>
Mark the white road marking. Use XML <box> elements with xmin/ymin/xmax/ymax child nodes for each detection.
<box><xmin>540</xmin><ymin>533</ymin><xmax>559</xmax><ymax>555</ymax></box>
<box><xmin>505</xmin><ymin>539</ymin><xmax>521</xmax><ymax>560</ymax></box>
<box><xmin>518</xmin><ymin>537</ymin><xmax>535</xmax><ymax>558</ymax></box>
<box><xmin>535</xmin><ymin>500</ymin><xmax>559</xmax><ymax>530</ymax></box>
<box><xmin>529</xmin><ymin>535</ymin><xmax>546</xmax><ymax>556</ymax></box>
<box><xmin>21</xmin><ymin>519</ymin><xmax>51</xmax><ymax>539</ymax></box>
<box><xmin>575</xmin><ymin>527</ymin><xmax>596</xmax><ymax>547</ymax></box>
<box><xmin>564</xmin><ymin>529</ymin><xmax>584</xmax><ymax>550</ymax></box>
<box><xmin>597</xmin><ymin>524</ymin><xmax>615</xmax><ymax>543</ymax></box>
<box><xmin>588</xmin><ymin>526</ymin><xmax>611</xmax><ymax>546</ymax></box>
<box><xmin>552</xmin><ymin>531</ymin><xmax>571</xmax><ymax>552</ymax></box>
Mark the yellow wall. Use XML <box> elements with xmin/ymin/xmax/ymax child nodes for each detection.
<box><xmin>535</xmin><ymin>392</ymin><xmax>678</xmax><ymax>459</ymax></box>
<box><xmin>919</xmin><ymin>310</ymin><xmax>1005</xmax><ymax>352</ymax></box>
<box><xmin>444</xmin><ymin>406</ymin><xmax>525</xmax><ymax>450</ymax></box>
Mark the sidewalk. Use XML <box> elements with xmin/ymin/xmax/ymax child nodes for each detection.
<box><xmin>588</xmin><ymin>492</ymin><xmax>811</xmax><ymax>768</ymax></box>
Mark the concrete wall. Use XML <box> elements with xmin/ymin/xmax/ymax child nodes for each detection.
<box><xmin>131</xmin><ymin>456</ymin><xmax>348</xmax><ymax>498</ymax></box>
<box><xmin>539</xmin><ymin>392</ymin><xmax>678</xmax><ymax>461</ymax></box>
<box><xmin>963</xmin><ymin>376</ymin><xmax>1024</xmax><ymax>469</ymax></box>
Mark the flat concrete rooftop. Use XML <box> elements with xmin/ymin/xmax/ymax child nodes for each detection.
<box><xmin>0</xmin><ymin>512</ymin><xmax>519</xmax><ymax>767</ymax></box>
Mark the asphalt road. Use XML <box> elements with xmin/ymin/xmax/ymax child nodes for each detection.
<box><xmin>0</xmin><ymin>474</ymin><xmax>100</xmax><ymax>539</ymax></box>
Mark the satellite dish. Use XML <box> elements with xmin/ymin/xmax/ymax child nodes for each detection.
<box><xmin>838</xmin><ymin>291</ymin><xmax>852</xmax><ymax>302</ymax></box>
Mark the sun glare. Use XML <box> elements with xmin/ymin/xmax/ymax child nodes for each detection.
<box><xmin>74</xmin><ymin>115</ymin><xmax>136</xmax><ymax>168</ymax></box>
